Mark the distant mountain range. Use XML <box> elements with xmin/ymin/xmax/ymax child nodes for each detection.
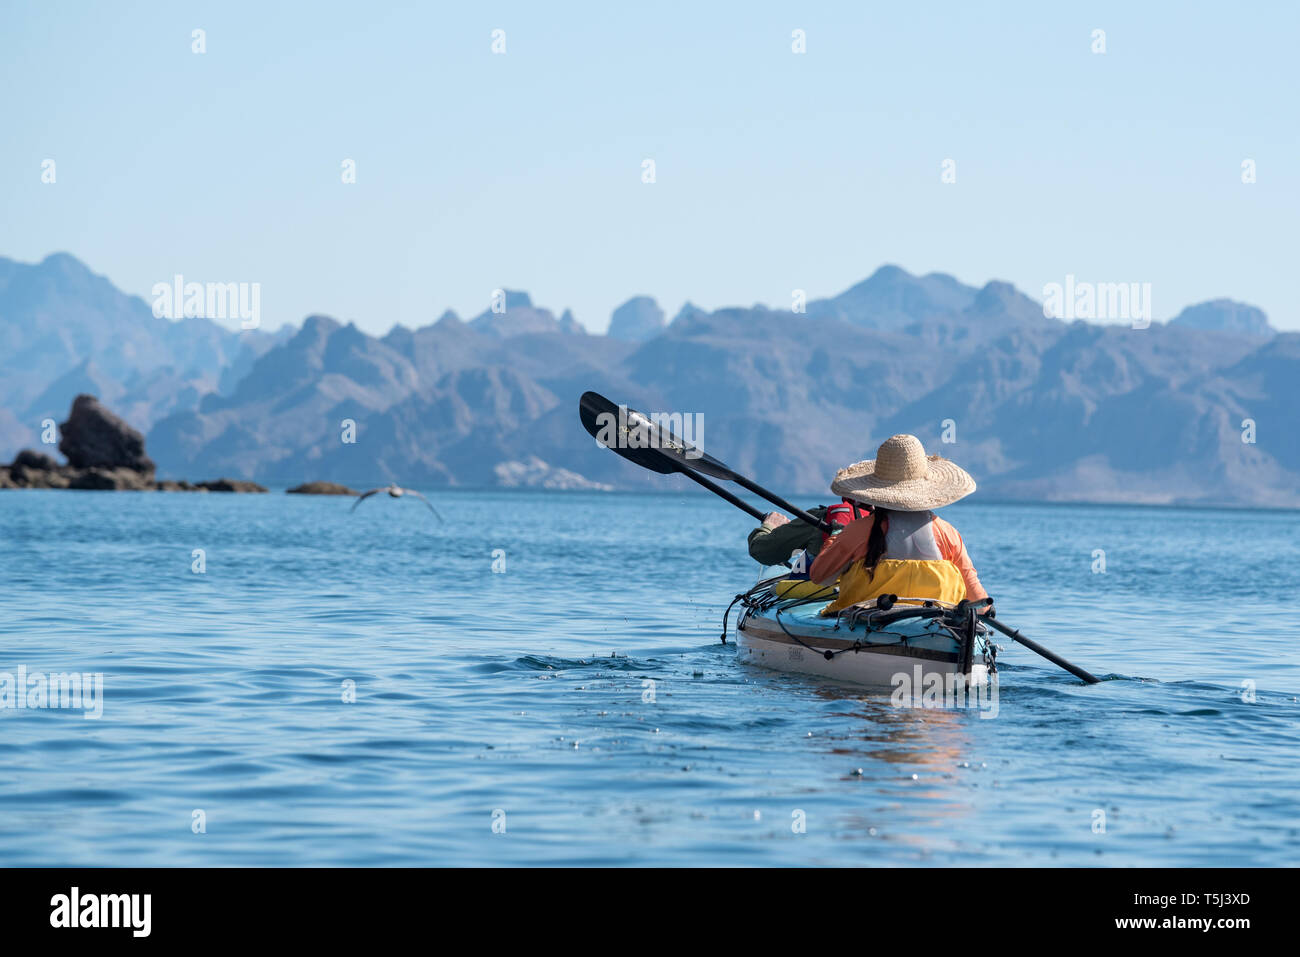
<box><xmin>1</xmin><ymin>252</ymin><xmax>1294</xmax><ymax>507</ymax></box>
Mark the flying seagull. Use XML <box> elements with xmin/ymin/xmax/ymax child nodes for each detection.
<box><xmin>351</xmin><ymin>483</ymin><xmax>444</xmax><ymax>522</ymax></box>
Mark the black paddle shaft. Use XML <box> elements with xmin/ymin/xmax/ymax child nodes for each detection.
<box><xmin>985</xmin><ymin>617</ymin><xmax>1101</xmax><ymax>684</ymax></box>
<box><xmin>726</xmin><ymin>475</ymin><xmax>832</xmax><ymax>534</ymax></box>
<box><xmin>676</xmin><ymin>465</ymin><xmax>767</xmax><ymax>522</ymax></box>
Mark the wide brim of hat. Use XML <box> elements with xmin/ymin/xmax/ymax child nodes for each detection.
<box><xmin>830</xmin><ymin>454</ymin><xmax>976</xmax><ymax>511</ymax></box>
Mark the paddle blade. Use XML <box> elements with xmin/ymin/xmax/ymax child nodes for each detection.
<box><xmin>578</xmin><ymin>391</ymin><xmax>737</xmax><ymax>481</ymax></box>
<box><xmin>578</xmin><ymin>391</ymin><xmax>678</xmax><ymax>475</ymax></box>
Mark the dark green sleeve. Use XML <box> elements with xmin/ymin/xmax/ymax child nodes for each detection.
<box><xmin>746</xmin><ymin>507</ymin><xmax>826</xmax><ymax>566</ymax></box>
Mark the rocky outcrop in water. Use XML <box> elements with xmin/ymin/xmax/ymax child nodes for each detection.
<box><xmin>58</xmin><ymin>394</ymin><xmax>156</xmax><ymax>474</ymax></box>
<box><xmin>287</xmin><ymin>481</ymin><xmax>359</xmax><ymax>495</ymax></box>
<box><xmin>1</xmin><ymin>451</ymin><xmax>154</xmax><ymax>490</ymax></box>
<box><xmin>1</xmin><ymin>395</ymin><xmax>266</xmax><ymax>492</ymax></box>
<box><xmin>194</xmin><ymin>478</ymin><xmax>268</xmax><ymax>493</ymax></box>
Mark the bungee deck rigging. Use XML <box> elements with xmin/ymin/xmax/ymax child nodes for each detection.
<box><xmin>724</xmin><ymin>576</ymin><xmax>999</xmax><ymax>687</ymax></box>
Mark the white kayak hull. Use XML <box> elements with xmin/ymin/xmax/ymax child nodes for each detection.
<box><xmin>735</xmin><ymin>598</ymin><xmax>993</xmax><ymax>689</ymax></box>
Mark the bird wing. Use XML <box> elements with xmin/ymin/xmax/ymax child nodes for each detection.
<box><xmin>404</xmin><ymin>488</ymin><xmax>445</xmax><ymax>523</ymax></box>
<box><xmin>350</xmin><ymin>488</ymin><xmax>383</xmax><ymax>512</ymax></box>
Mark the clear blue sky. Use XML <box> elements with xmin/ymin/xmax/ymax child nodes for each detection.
<box><xmin>2</xmin><ymin>1</ymin><xmax>1296</xmax><ymax>333</ymax></box>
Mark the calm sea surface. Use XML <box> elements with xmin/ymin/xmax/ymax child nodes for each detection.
<box><xmin>1</xmin><ymin>489</ymin><xmax>1297</xmax><ymax>866</ymax></box>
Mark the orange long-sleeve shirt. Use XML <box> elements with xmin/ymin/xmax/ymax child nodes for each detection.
<box><xmin>809</xmin><ymin>510</ymin><xmax>989</xmax><ymax>603</ymax></box>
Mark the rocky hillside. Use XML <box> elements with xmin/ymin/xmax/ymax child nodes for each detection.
<box><xmin>0</xmin><ymin>253</ymin><xmax>1291</xmax><ymax>506</ymax></box>
<box><xmin>0</xmin><ymin>253</ymin><xmax>288</xmax><ymax>453</ymax></box>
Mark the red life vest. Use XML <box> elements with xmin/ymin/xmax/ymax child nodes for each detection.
<box><xmin>822</xmin><ymin>498</ymin><xmax>869</xmax><ymax>548</ymax></box>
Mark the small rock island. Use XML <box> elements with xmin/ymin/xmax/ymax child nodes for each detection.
<box><xmin>286</xmin><ymin>481</ymin><xmax>360</xmax><ymax>495</ymax></box>
<box><xmin>0</xmin><ymin>394</ymin><xmax>267</xmax><ymax>492</ymax></box>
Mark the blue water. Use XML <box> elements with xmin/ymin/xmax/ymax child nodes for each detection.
<box><xmin>1</xmin><ymin>489</ymin><xmax>1298</xmax><ymax>866</ymax></box>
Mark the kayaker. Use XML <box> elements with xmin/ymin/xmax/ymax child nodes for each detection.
<box><xmin>748</xmin><ymin>498</ymin><xmax>870</xmax><ymax>567</ymax></box>
<box><xmin>809</xmin><ymin>434</ymin><xmax>992</xmax><ymax>615</ymax></box>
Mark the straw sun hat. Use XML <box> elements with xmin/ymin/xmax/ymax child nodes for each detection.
<box><xmin>830</xmin><ymin>434</ymin><xmax>976</xmax><ymax>512</ymax></box>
